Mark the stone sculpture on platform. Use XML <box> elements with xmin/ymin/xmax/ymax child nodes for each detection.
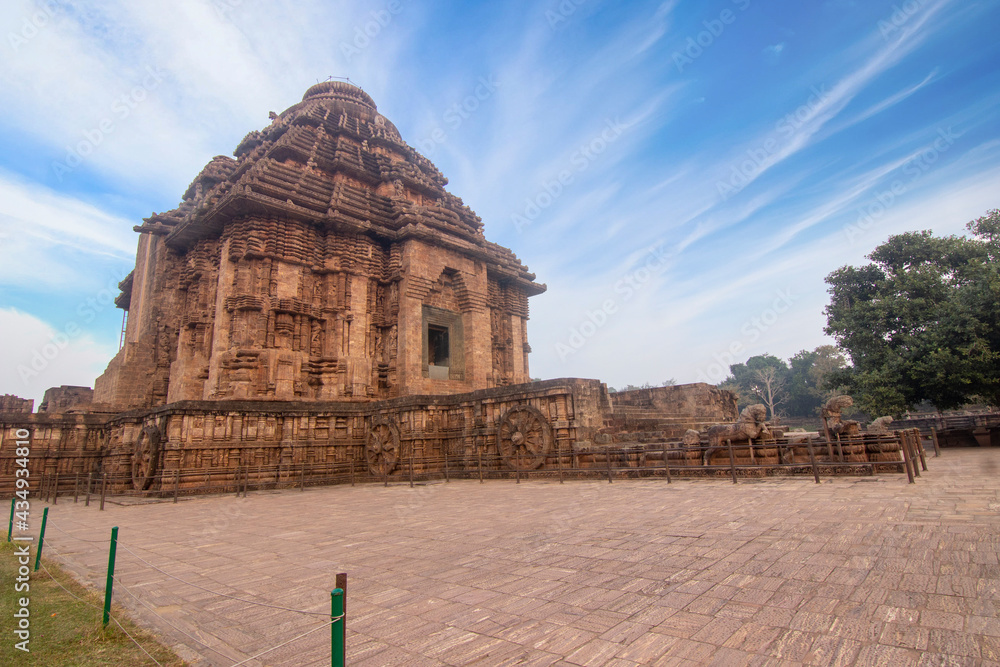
<box><xmin>702</xmin><ymin>404</ymin><xmax>769</xmax><ymax>465</ymax></box>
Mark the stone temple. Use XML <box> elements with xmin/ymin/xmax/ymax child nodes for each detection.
<box><xmin>98</xmin><ymin>81</ymin><xmax>543</xmax><ymax>407</ymax></box>
<box><xmin>2</xmin><ymin>81</ymin><xmax>742</xmax><ymax>494</ymax></box>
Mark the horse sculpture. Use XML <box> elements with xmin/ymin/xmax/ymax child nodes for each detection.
<box><xmin>702</xmin><ymin>404</ymin><xmax>769</xmax><ymax>466</ymax></box>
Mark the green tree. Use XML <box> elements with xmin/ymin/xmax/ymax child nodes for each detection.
<box><xmin>726</xmin><ymin>354</ymin><xmax>789</xmax><ymax>420</ymax></box>
<box><xmin>824</xmin><ymin>209</ymin><xmax>1000</xmax><ymax>416</ymax></box>
<box><xmin>784</xmin><ymin>345</ymin><xmax>848</xmax><ymax>416</ymax></box>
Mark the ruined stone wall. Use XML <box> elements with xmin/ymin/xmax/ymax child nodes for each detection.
<box><xmin>94</xmin><ymin>233</ymin><xmax>181</xmax><ymax>409</ymax></box>
<box><xmin>0</xmin><ymin>395</ymin><xmax>33</xmax><ymax>414</ymax></box>
<box><xmin>38</xmin><ymin>386</ymin><xmax>94</xmax><ymax>414</ymax></box>
<box><xmin>605</xmin><ymin>383</ymin><xmax>738</xmax><ymax>439</ymax></box>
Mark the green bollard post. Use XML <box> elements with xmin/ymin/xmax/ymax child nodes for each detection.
<box><xmin>33</xmin><ymin>507</ymin><xmax>49</xmax><ymax>571</ymax></box>
<box><xmin>7</xmin><ymin>498</ymin><xmax>14</xmax><ymax>542</ymax></box>
<box><xmin>331</xmin><ymin>587</ymin><xmax>345</xmax><ymax>667</ymax></box>
<box><xmin>103</xmin><ymin>526</ymin><xmax>119</xmax><ymax>627</ymax></box>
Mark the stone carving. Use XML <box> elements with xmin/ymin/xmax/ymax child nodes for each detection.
<box><xmin>822</xmin><ymin>395</ymin><xmax>861</xmax><ymax>438</ymax></box>
<box><xmin>703</xmin><ymin>404</ymin><xmax>769</xmax><ymax>465</ymax></box>
<box><xmin>682</xmin><ymin>429</ymin><xmax>701</xmax><ymax>446</ymax></box>
<box><xmin>867</xmin><ymin>416</ymin><xmax>894</xmax><ymax>434</ymax></box>
<box><xmin>497</xmin><ymin>404</ymin><xmax>551</xmax><ymax>471</ymax></box>
<box><xmin>132</xmin><ymin>424</ymin><xmax>162</xmax><ymax>491</ymax></box>
<box><xmin>365</xmin><ymin>417</ymin><xmax>401</xmax><ymax>475</ymax></box>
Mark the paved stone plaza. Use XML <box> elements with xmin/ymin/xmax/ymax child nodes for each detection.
<box><xmin>38</xmin><ymin>448</ymin><xmax>999</xmax><ymax>666</ymax></box>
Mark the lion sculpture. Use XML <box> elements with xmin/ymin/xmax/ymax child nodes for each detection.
<box><xmin>702</xmin><ymin>404</ymin><xmax>769</xmax><ymax>465</ymax></box>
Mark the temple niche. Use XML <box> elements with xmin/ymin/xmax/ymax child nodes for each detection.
<box><xmin>93</xmin><ymin>81</ymin><xmax>544</xmax><ymax>409</ymax></box>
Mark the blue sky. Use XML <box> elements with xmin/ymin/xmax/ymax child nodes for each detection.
<box><xmin>1</xmin><ymin>0</ymin><xmax>999</xmax><ymax>405</ymax></box>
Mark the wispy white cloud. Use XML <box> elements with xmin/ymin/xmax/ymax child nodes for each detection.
<box><xmin>1</xmin><ymin>0</ymin><xmax>997</xmax><ymax>398</ymax></box>
<box><xmin>0</xmin><ymin>171</ymin><xmax>135</xmax><ymax>288</ymax></box>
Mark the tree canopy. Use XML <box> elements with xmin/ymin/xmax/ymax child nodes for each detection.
<box><xmin>723</xmin><ymin>346</ymin><xmax>847</xmax><ymax>419</ymax></box>
<box><xmin>823</xmin><ymin>209</ymin><xmax>1000</xmax><ymax>416</ymax></box>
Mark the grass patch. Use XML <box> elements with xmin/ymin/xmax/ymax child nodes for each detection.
<box><xmin>0</xmin><ymin>540</ymin><xmax>187</xmax><ymax>666</ymax></box>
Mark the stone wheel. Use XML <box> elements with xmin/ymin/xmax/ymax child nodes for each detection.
<box><xmin>132</xmin><ymin>425</ymin><xmax>162</xmax><ymax>491</ymax></box>
<box><xmin>366</xmin><ymin>418</ymin><xmax>401</xmax><ymax>476</ymax></box>
<box><xmin>497</xmin><ymin>405</ymin><xmax>551</xmax><ymax>471</ymax></box>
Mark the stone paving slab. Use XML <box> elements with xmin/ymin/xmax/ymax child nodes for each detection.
<box><xmin>30</xmin><ymin>448</ymin><xmax>1000</xmax><ymax>666</ymax></box>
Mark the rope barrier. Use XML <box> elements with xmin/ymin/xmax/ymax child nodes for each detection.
<box><xmin>35</xmin><ymin>551</ymin><xmax>165</xmax><ymax>666</ymax></box>
<box><xmin>110</xmin><ymin>572</ymin><xmax>246</xmax><ymax>663</ymax></box>
<box><xmin>116</xmin><ymin>543</ymin><xmax>330</xmax><ymax>617</ymax></box>
<box><xmin>43</xmin><ymin>537</ymin><xmax>338</xmax><ymax>665</ymax></box>
<box><xmin>229</xmin><ymin>618</ymin><xmax>338</xmax><ymax>667</ymax></box>
<box><xmin>49</xmin><ymin>521</ymin><xmax>119</xmax><ymax>543</ymax></box>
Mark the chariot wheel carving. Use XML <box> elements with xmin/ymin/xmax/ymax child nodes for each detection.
<box><xmin>132</xmin><ymin>425</ymin><xmax>162</xmax><ymax>491</ymax></box>
<box><xmin>366</xmin><ymin>418</ymin><xmax>401</xmax><ymax>476</ymax></box>
<box><xmin>497</xmin><ymin>405</ymin><xmax>552</xmax><ymax>471</ymax></box>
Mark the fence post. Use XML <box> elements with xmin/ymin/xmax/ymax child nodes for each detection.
<box><xmin>726</xmin><ymin>439</ymin><xmax>738</xmax><ymax>484</ymax></box>
<box><xmin>914</xmin><ymin>429</ymin><xmax>928</xmax><ymax>471</ymax></box>
<box><xmin>85</xmin><ymin>472</ymin><xmax>92</xmax><ymax>507</ymax></box>
<box><xmin>99</xmin><ymin>474</ymin><xmax>107</xmax><ymax>511</ymax></box>
<box><xmin>899</xmin><ymin>432</ymin><xmax>915</xmax><ymax>483</ymax></box>
<box><xmin>930</xmin><ymin>426</ymin><xmax>941</xmax><ymax>457</ymax></box>
<box><xmin>805</xmin><ymin>439</ymin><xmax>820</xmax><ymax>484</ymax></box>
<box><xmin>173</xmin><ymin>470</ymin><xmax>180</xmax><ymax>504</ymax></box>
<box><xmin>74</xmin><ymin>473</ymin><xmax>80</xmax><ymax>503</ymax></box>
<box><xmin>606</xmin><ymin>450</ymin><xmax>613</xmax><ymax>484</ymax></box>
<box><xmin>478</xmin><ymin>446</ymin><xmax>484</xmax><ymax>484</ymax></box>
<box><xmin>662</xmin><ymin>444</ymin><xmax>672</xmax><ymax>483</ymax></box>
<box><xmin>103</xmin><ymin>526</ymin><xmax>119</xmax><ymax>627</ymax></box>
<box><xmin>7</xmin><ymin>498</ymin><xmax>14</xmax><ymax>542</ymax></box>
<box><xmin>444</xmin><ymin>451</ymin><xmax>449</xmax><ymax>483</ymax></box>
<box><xmin>557</xmin><ymin>440</ymin><xmax>564</xmax><ymax>484</ymax></box>
<box><xmin>909</xmin><ymin>431</ymin><xmax>921</xmax><ymax>477</ymax></box>
<box><xmin>331</xmin><ymin>587</ymin><xmax>346</xmax><ymax>667</ymax></box>
<box><xmin>52</xmin><ymin>472</ymin><xmax>59</xmax><ymax>505</ymax></box>
<box><xmin>34</xmin><ymin>506</ymin><xmax>49</xmax><ymax>571</ymax></box>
